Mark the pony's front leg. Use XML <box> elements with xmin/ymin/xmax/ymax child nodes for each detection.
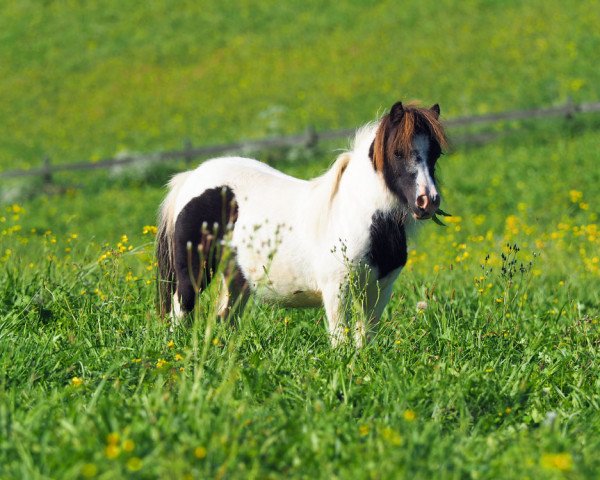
<box><xmin>321</xmin><ymin>282</ymin><xmax>349</xmax><ymax>347</ymax></box>
<box><xmin>216</xmin><ymin>269</ymin><xmax>249</xmax><ymax>324</ymax></box>
<box><xmin>356</xmin><ymin>269</ymin><xmax>400</xmax><ymax>345</ymax></box>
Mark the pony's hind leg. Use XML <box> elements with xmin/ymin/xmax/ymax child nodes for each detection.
<box><xmin>170</xmin><ymin>291</ymin><xmax>186</xmax><ymax>328</ymax></box>
<box><xmin>216</xmin><ymin>266</ymin><xmax>249</xmax><ymax>324</ymax></box>
<box><xmin>172</xmin><ymin>186</ymin><xmax>238</xmax><ymax>317</ymax></box>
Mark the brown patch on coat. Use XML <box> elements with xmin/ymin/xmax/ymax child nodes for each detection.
<box><xmin>329</xmin><ymin>153</ymin><xmax>351</xmax><ymax>203</ymax></box>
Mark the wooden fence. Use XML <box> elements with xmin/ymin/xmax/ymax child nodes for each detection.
<box><xmin>1</xmin><ymin>99</ymin><xmax>599</xmax><ymax>182</ymax></box>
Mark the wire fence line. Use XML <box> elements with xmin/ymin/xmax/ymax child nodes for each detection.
<box><xmin>2</xmin><ymin>99</ymin><xmax>599</xmax><ymax>182</ymax></box>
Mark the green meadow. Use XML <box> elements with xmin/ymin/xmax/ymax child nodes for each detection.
<box><xmin>1</xmin><ymin>1</ymin><xmax>599</xmax><ymax>479</ymax></box>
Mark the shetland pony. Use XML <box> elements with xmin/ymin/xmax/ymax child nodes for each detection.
<box><xmin>157</xmin><ymin>101</ymin><xmax>447</xmax><ymax>347</ymax></box>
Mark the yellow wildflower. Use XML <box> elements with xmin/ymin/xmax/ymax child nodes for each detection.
<box><xmin>541</xmin><ymin>452</ymin><xmax>573</xmax><ymax>471</ymax></box>
<box><xmin>194</xmin><ymin>446</ymin><xmax>207</xmax><ymax>459</ymax></box>
<box><xmin>569</xmin><ymin>190</ymin><xmax>583</xmax><ymax>203</ymax></box>
<box><xmin>156</xmin><ymin>358</ymin><xmax>168</xmax><ymax>369</ymax></box>
<box><xmin>403</xmin><ymin>410</ymin><xmax>416</xmax><ymax>421</ymax></box>
<box><xmin>505</xmin><ymin>215</ymin><xmax>519</xmax><ymax>236</ymax></box>
<box><xmin>358</xmin><ymin>425</ymin><xmax>370</xmax><ymax>436</ymax></box>
<box><xmin>123</xmin><ymin>439</ymin><xmax>135</xmax><ymax>452</ymax></box>
<box><xmin>105</xmin><ymin>444</ymin><xmax>120</xmax><ymax>459</ymax></box>
<box><xmin>127</xmin><ymin>457</ymin><xmax>143</xmax><ymax>472</ymax></box>
<box><xmin>71</xmin><ymin>377</ymin><xmax>83</xmax><ymax>387</ymax></box>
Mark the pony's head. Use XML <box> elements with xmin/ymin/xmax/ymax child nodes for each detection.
<box><xmin>371</xmin><ymin>101</ymin><xmax>447</xmax><ymax>220</ymax></box>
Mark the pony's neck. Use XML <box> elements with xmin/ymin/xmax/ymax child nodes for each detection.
<box><xmin>309</xmin><ymin>123</ymin><xmax>406</xmax><ymax>219</ymax></box>
<box><xmin>307</xmin><ymin>129</ymin><xmax>405</xmax><ymax>238</ymax></box>
<box><xmin>339</xmin><ymin>125</ymin><xmax>400</xmax><ymax>212</ymax></box>
<box><xmin>344</xmin><ymin>147</ymin><xmax>399</xmax><ymax>211</ymax></box>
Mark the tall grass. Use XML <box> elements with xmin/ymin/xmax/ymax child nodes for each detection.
<box><xmin>1</xmin><ymin>117</ymin><xmax>599</xmax><ymax>478</ymax></box>
<box><xmin>1</xmin><ymin>0</ymin><xmax>599</xmax><ymax>477</ymax></box>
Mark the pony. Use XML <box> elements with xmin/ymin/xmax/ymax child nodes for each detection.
<box><xmin>157</xmin><ymin>101</ymin><xmax>447</xmax><ymax>347</ymax></box>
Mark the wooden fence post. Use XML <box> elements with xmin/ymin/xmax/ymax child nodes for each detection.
<box><xmin>305</xmin><ymin>125</ymin><xmax>318</xmax><ymax>149</ymax></box>
<box><xmin>184</xmin><ymin>139</ymin><xmax>193</xmax><ymax>165</ymax></box>
<box><xmin>42</xmin><ymin>156</ymin><xmax>52</xmax><ymax>185</ymax></box>
<box><xmin>565</xmin><ymin>97</ymin><xmax>576</xmax><ymax>120</ymax></box>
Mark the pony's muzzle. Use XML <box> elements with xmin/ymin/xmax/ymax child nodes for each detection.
<box><xmin>414</xmin><ymin>193</ymin><xmax>440</xmax><ymax>219</ymax></box>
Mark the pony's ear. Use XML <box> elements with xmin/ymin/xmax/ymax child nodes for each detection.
<box><xmin>430</xmin><ymin>103</ymin><xmax>441</xmax><ymax>119</ymax></box>
<box><xmin>389</xmin><ymin>101</ymin><xmax>404</xmax><ymax>123</ymax></box>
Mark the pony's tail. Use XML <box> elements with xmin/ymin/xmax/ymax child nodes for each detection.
<box><xmin>156</xmin><ymin>171</ymin><xmax>189</xmax><ymax>317</ymax></box>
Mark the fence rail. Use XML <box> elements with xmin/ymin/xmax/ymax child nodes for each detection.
<box><xmin>2</xmin><ymin>100</ymin><xmax>599</xmax><ymax>181</ymax></box>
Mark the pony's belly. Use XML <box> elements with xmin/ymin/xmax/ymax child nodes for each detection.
<box><xmin>232</xmin><ymin>213</ymin><xmax>322</xmax><ymax>306</ymax></box>
<box><xmin>238</xmin><ymin>258</ymin><xmax>322</xmax><ymax>307</ymax></box>
<box><xmin>255</xmin><ymin>288</ymin><xmax>323</xmax><ymax>308</ymax></box>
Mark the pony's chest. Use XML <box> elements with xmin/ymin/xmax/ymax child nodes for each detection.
<box><xmin>365</xmin><ymin>210</ymin><xmax>408</xmax><ymax>279</ymax></box>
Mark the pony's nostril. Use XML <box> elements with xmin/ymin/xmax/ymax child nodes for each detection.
<box><xmin>416</xmin><ymin>194</ymin><xmax>429</xmax><ymax>210</ymax></box>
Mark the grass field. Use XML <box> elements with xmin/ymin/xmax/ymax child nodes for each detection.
<box><xmin>1</xmin><ymin>0</ymin><xmax>599</xmax><ymax>170</ymax></box>
<box><xmin>1</xmin><ymin>1</ymin><xmax>600</xmax><ymax>479</ymax></box>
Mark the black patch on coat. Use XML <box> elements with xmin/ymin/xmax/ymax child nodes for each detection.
<box><xmin>366</xmin><ymin>209</ymin><xmax>408</xmax><ymax>279</ymax></box>
<box><xmin>174</xmin><ymin>186</ymin><xmax>241</xmax><ymax>313</ymax></box>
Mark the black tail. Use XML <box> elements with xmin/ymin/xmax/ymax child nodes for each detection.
<box><xmin>156</xmin><ymin>222</ymin><xmax>175</xmax><ymax>317</ymax></box>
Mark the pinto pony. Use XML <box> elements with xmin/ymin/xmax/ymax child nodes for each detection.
<box><xmin>157</xmin><ymin>101</ymin><xmax>447</xmax><ymax>346</ymax></box>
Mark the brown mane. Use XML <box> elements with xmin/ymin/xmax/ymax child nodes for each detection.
<box><xmin>373</xmin><ymin>103</ymin><xmax>447</xmax><ymax>172</ymax></box>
